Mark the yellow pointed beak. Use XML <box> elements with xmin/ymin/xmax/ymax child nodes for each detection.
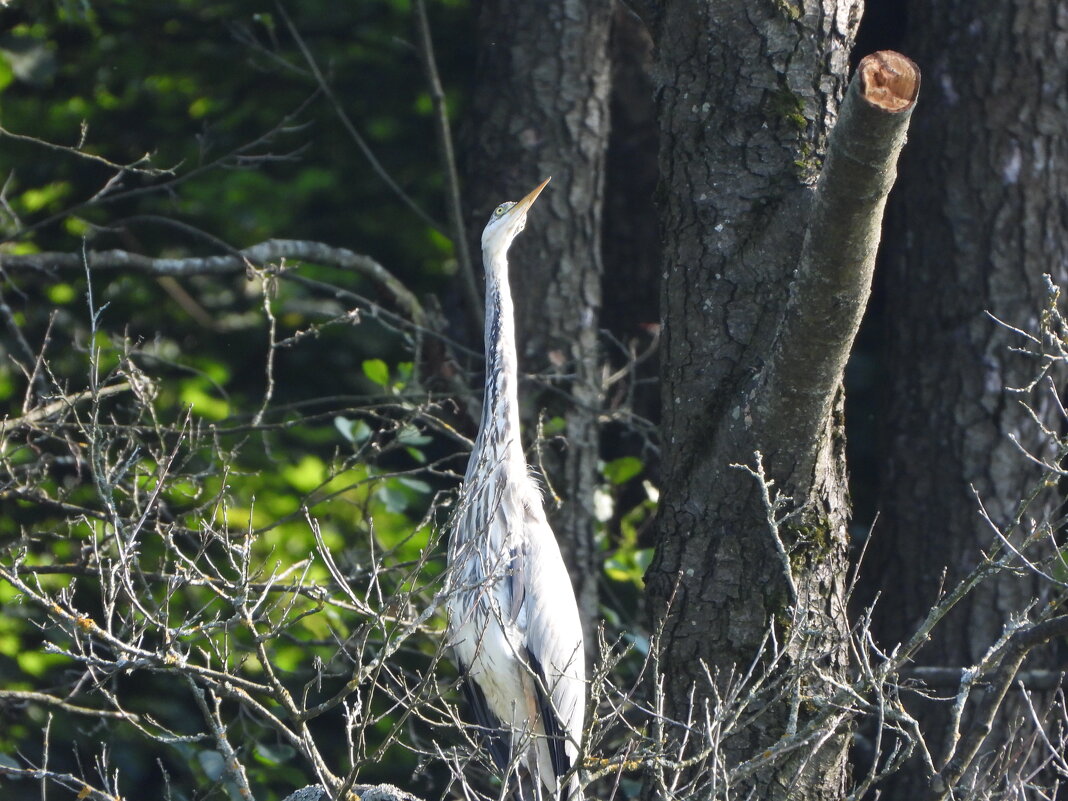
<box><xmin>508</xmin><ymin>176</ymin><xmax>551</xmax><ymax>217</ymax></box>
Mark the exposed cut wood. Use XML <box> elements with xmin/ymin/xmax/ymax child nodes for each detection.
<box><xmin>859</xmin><ymin>51</ymin><xmax>920</xmax><ymax>111</ymax></box>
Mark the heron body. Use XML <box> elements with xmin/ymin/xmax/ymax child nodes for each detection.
<box><xmin>447</xmin><ymin>178</ymin><xmax>585</xmax><ymax>801</ymax></box>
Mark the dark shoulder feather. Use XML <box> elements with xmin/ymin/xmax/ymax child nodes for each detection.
<box><xmin>458</xmin><ymin>661</ymin><xmax>512</xmax><ymax>773</ymax></box>
<box><xmin>524</xmin><ymin>647</ymin><xmax>573</xmax><ymax>797</ymax></box>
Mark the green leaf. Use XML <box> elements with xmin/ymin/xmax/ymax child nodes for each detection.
<box><xmin>354</xmin><ymin>420</ymin><xmax>372</xmax><ymax>443</ymax></box>
<box><xmin>603</xmin><ymin>456</ymin><xmax>643</xmax><ymax>485</ymax></box>
<box><xmin>334</xmin><ymin>416</ymin><xmax>355</xmax><ymax>442</ymax></box>
<box><xmin>16</xmin><ymin>650</ymin><xmax>68</xmax><ymax>677</ymax></box>
<box><xmin>600</xmin><ymin>605</ymin><xmax>621</xmax><ymax>627</ymax></box>
<box><xmin>254</xmin><ymin>743</ymin><xmax>295</xmax><ymax>766</ymax></box>
<box><xmin>625</xmin><ymin>633</ymin><xmax>650</xmax><ymax>657</ymax></box>
<box><xmin>63</xmin><ymin>216</ymin><xmax>91</xmax><ymax>237</ymax></box>
<box><xmin>334</xmin><ymin>416</ymin><xmax>371</xmax><ymax>444</ymax></box>
<box><xmin>362</xmin><ymin>358</ymin><xmax>390</xmax><ymax>387</ymax></box>
<box><xmin>397</xmin><ymin>476</ymin><xmax>431</xmax><ymax>494</ymax></box>
<box><xmin>397</xmin><ymin>425</ymin><xmax>431</xmax><ymax>446</ymax></box>
<box><xmin>197</xmin><ymin>750</ymin><xmax>225</xmax><ymax>781</ymax></box>
<box><xmin>46</xmin><ymin>282</ymin><xmax>76</xmax><ymax>304</ymax></box>
<box><xmin>252</xmin><ymin>12</ymin><xmax>276</xmax><ymax>33</ymax></box>
<box><xmin>0</xmin><ymin>633</ymin><xmax>20</xmax><ymax>656</ymax></box>
<box><xmin>633</xmin><ymin>548</ymin><xmax>654</xmax><ymax>571</ymax></box>
<box><xmin>0</xmin><ymin>54</ymin><xmax>13</xmax><ymax>92</ymax></box>
<box><xmin>604</xmin><ymin>547</ymin><xmax>653</xmax><ymax>589</ymax></box>
<box><xmin>179</xmin><ymin>384</ymin><xmax>229</xmax><ymax>421</ymax></box>
<box><xmin>542</xmin><ymin>416</ymin><xmax>567</xmax><ymax>436</ymax></box>
<box><xmin>1053</xmin><ymin>546</ymin><xmax>1068</xmax><ymax>584</ymax></box>
<box><xmin>281</xmin><ymin>455</ymin><xmax>326</xmax><ymax>493</ymax></box>
<box><xmin>604</xmin><ymin>556</ymin><xmax>632</xmax><ymax>583</ymax></box>
<box><xmin>376</xmin><ymin>485</ymin><xmax>409</xmax><ymax>513</ymax></box>
<box><xmin>19</xmin><ymin>181</ymin><xmax>71</xmax><ymax>213</ymax></box>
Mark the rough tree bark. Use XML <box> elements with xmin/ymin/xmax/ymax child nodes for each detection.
<box><xmin>644</xmin><ymin>1</ymin><xmax>916</xmax><ymax>798</ymax></box>
<box><xmin>868</xmin><ymin>1</ymin><xmax>1068</xmax><ymax>796</ymax></box>
<box><xmin>461</xmin><ymin>0</ymin><xmax>614</xmax><ymax>645</ymax></box>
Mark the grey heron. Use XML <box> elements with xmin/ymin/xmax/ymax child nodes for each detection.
<box><xmin>447</xmin><ymin>177</ymin><xmax>585</xmax><ymax>801</ymax></box>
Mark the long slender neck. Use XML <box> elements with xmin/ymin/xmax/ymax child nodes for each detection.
<box><xmin>471</xmin><ymin>244</ymin><xmax>525</xmax><ymax>476</ymax></box>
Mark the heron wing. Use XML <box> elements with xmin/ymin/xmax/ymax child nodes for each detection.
<box><xmin>523</xmin><ymin>646</ymin><xmax>572</xmax><ymax>785</ymax></box>
<box><xmin>457</xmin><ymin>657</ymin><xmax>512</xmax><ymax>772</ymax></box>
<box><xmin>514</xmin><ymin>498</ymin><xmax>586</xmax><ymax>797</ymax></box>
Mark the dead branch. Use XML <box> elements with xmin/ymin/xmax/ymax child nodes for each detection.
<box><xmin>927</xmin><ymin>614</ymin><xmax>1068</xmax><ymax>801</ymax></box>
<box><xmin>903</xmin><ymin>666</ymin><xmax>1067</xmax><ymax>691</ymax></box>
<box><xmin>761</xmin><ymin>51</ymin><xmax>920</xmax><ymax>458</ymax></box>
<box><xmin>412</xmin><ymin>0</ymin><xmax>481</xmax><ymax>335</ymax></box>
<box><xmin>1</xmin><ymin>238</ymin><xmax>426</xmax><ymax>327</ymax></box>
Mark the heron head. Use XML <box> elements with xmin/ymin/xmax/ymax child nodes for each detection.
<box><xmin>480</xmin><ymin>177</ymin><xmax>550</xmax><ymax>255</ymax></box>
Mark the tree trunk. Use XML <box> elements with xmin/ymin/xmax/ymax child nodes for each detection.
<box><xmin>461</xmin><ymin>0</ymin><xmax>614</xmax><ymax>647</ymax></box>
<box><xmin>868</xmin><ymin>1</ymin><xmax>1068</xmax><ymax>795</ymax></box>
<box><xmin>602</xmin><ymin>4</ymin><xmax>659</xmax><ymax>429</ymax></box>
<box><xmin>643</xmin><ymin>2</ymin><xmax>900</xmax><ymax>799</ymax></box>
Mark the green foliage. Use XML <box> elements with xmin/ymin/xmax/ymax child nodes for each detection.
<box><xmin>595</xmin><ymin>454</ymin><xmax>656</xmax><ymax>613</ymax></box>
<box><xmin>0</xmin><ymin>0</ymin><xmax>472</xmax><ymax>280</ymax></box>
<box><xmin>0</xmin><ymin>3</ymin><xmax>483</xmax><ymax>798</ymax></box>
<box><xmin>363</xmin><ymin>358</ymin><xmax>392</xmax><ymax>388</ymax></box>
<box><xmin>0</xmin><ymin>299</ymin><xmax>454</xmax><ymax>798</ymax></box>
<box><xmin>0</xmin><ymin>3</ymin><xmax>656</xmax><ymax>800</ymax></box>
<box><xmin>1053</xmin><ymin>546</ymin><xmax>1068</xmax><ymax>584</ymax></box>
<box><xmin>602</xmin><ymin>455</ymin><xmax>643</xmax><ymax>485</ymax></box>
<box><xmin>601</xmin><ymin>477</ymin><xmax>657</xmax><ymax>590</ymax></box>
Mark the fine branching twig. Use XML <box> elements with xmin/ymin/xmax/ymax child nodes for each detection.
<box><xmin>273</xmin><ymin>1</ymin><xmax>444</xmax><ymax>235</ymax></box>
<box><xmin>412</xmin><ymin>0</ymin><xmax>482</xmax><ymax>334</ymax></box>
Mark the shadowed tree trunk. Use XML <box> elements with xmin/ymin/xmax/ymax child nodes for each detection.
<box><xmin>867</xmin><ymin>1</ymin><xmax>1068</xmax><ymax>796</ymax></box>
<box><xmin>461</xmin><ymin>0</ymin><xmax>614</xmax><ymax>647</ymax></box>
<box><xmin>602</xmin><ymin>5</ymin><xmax>660</xmax><ymax>432</ymax></box>
<box><xmin>643</xmin><ymin>1</ymin><xmax>917</xmax><ymax>797</ymax></box>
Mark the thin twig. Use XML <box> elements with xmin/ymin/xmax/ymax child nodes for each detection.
<box><xmin>274</xmin><ymin>1</ymin><xmax>444</xmax><ymax>234</ymax></box>
<box><xmin>0</xmin><ymin>123</ymin><xmax>170</xmax><ymax>176</ymax></box>
<box><xmin>4</xmin><ymin>92</ymin><xmax>321</xmax><ymax>245</ymax></box>
<box><xmin>412</xmin><ymin>0</ymin><xmax>482</xmax><ymax>333</ymax></box>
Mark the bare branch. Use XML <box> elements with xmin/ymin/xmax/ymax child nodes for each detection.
<box><xmin>0</xmin><ymin>123</ymin><xmax>172</xmax><ymax>176</ymax></box>
<box><xmin>926</xmin><ymin>615</ymin><xmax>1068</xmax><ymax>801</ymax></box>
<box><xmin>273</xmin><ymin>1</ymin><xmax>444</xmax><ymax>234</ymax></box>
<box><xmin>901</xmin><ymin>666</ymin><xmax>1068</xmax><ymax>691</ymax></box>
<box><xmin>761</xmin><ymin>51</ymin><xmax>920</xmax><ymax>459</ymax></box>
<box><xmin>1</xmin><ymin>382</ymin><xmax>131</xmax><ymax>437</ymax></box>
<box><xmin>412</xmin><ymin>0</ymin><xmax>482</xmax><ymax>334</ymax></box>
<box><xmin>1</xmin><ymin>239</ymin><xmax>426</xmax><ymax>327</ymax></box>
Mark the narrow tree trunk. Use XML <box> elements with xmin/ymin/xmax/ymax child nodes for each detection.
<box><xmin>461</xmin><ymin>0</ymin><xmax>614</xmax><ymax>646</ymax></box>
<box><xmin>869</xmin><ymin>1</ymin><xmax>1068</xmax><ymax>796</ymax></box>
<box><xmin>602</xmin><ymin>6</ymin><xmax>660</xmax><ymax>433</ymax></box>
<box><xmin>644</xmin><ymin>3</ymin><xmax>914</xmax><ymax>798</ymax></box>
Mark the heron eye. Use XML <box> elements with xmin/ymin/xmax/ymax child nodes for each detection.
<box><xmin>494</xmin><ymin>205</ymin><xmax>507</xmax><ymax>217</ymax></box>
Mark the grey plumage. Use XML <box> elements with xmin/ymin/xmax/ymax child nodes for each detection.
<box><xmin>447</xmin><ymin>178</ymin><xmax>585</xmax><ymax>801</ymax></box>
